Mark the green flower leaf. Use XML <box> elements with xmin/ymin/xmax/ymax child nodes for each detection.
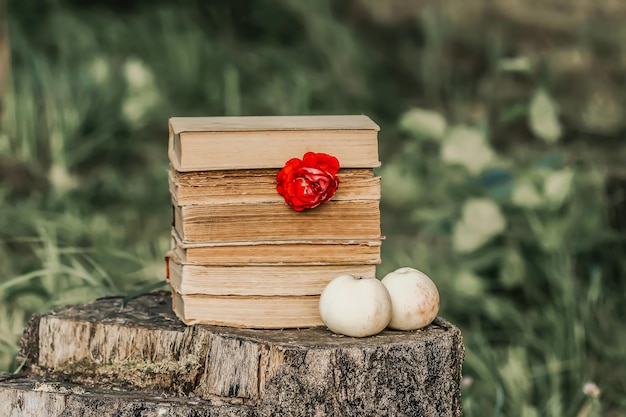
<box><xmin>453</xmin><ymin>198</ymin><xmax>506</xmax><ymax>253</ymax></box>
<box><xmin>543</xmin><ymin>168</ymin><xmax>574</xmax><ymax>207</ymax></box>
<box><xmin>380</xmin><ymin>163</ymin><xmax>422</xmax><ymax>209</ymax></box>
<box><xmin>500</xmin><ymin>249</ymin><xmax>525</xmax><ymax>289</ymax></box>
<box><xmin>399</xmin><ymin>108</ymin><xmax>447</xmax><ymax>141</ymax></box>
<box><xmin>511</xmin><ymin>180</ymin><xmax>543</xmax><ymax>209</ymax></box>
<box><xmin>441</xmin><ymin>126</ymin><xmax>495</xmax><ymax>175</ymax></box>
<box><xmin>528</xmin><ymin>89</ymin><xmax>562</xmax><ymax>144</ymax></box>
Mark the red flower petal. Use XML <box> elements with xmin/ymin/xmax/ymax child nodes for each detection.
<box><xmin>276</xmin><ymin>152</ymin><xmax>341</xmax><ymax>211</ymax></box>
<box><xmin>302</xmin><ymin>152</ymin><xmax>340</xmax><ymax>175</ymax></box>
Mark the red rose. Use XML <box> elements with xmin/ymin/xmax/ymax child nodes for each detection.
<box><xmin>276</xmin><ymin>152</ymin><xmax>340</xmax><ymax>211</ymax></box>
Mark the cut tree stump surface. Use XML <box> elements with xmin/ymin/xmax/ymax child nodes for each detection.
<box><xmin>5</xmin><ymin>292</ymin><xmax>464</xmax><ymax>417</ymax></box>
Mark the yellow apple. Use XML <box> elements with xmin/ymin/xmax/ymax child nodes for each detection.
<box><xmin>319</xmin><ymin>275</ymin><xmax>392</xmax><ymax>337</ymax></box>
<box><xmin>381</xmin><ymin>267</ymin><xmax>440</xmax><ymax>330</ymax></box>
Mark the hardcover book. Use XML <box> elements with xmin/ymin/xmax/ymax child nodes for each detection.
<box><xmin>170</xmin><ymin>231</ymin><xmax>382</xmax><ymax>266</ymax></box>
<box><xmin>166</xmin><ymin>251</ymin><xmax>376</xmax><ymax>296</ymax></box>
<box><xmin>169</xmin><ymin>168</ymin><xmax>380</xmax><ymax>205</ymax></box>
<box><xmin>168</xmin><ymin>115</ymin><xmax>380</xmax><ymax>172</ymax></box>
<box><xmin>172</xmin><ymin>200</ymin><xmax>382</xmax><ymax>243</ymax></box>
<box><xmin>171</xmin><ymin>290</ymin><xmax>323</xmax><ymax>328</ymax></box>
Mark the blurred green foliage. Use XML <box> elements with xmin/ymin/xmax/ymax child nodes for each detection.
<box><xmin>1</xmin><ymin>1</ymin><xmax>625</xmax><ymax>415</ymax></box>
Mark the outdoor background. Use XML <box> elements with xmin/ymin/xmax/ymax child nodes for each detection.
<box><xmin>1</xmin><ymin>1</ymin><xmax>625</xmax><ymax>416</ymax></box>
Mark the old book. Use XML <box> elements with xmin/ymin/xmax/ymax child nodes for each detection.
<box><xmin>166</xmin><ymin>252</ymin><xmax>377</xmax><ymax>296</ymax></box>
<box><xmin>169</xmin><ymin>168</ymin><xmax>381</xmax><ymax>205</ymax></box>
<box><xmin>168</xmin><ymin>115</ymin><xmax>380</xmax><ymax>172</ymax></box>
<box><xmin>170</xmin><ymin>231</ymin><xmax>382</xmax><ymax>265</ymax></box>
<box><xmin>171</xmin><ymin>289</ymin><xmax>323</xmax><ymax>328</ymax></box>
<box><xmin>173</xmin><ymin>200</ymin><xmax>381</xmax><ymax>243</ymax></box>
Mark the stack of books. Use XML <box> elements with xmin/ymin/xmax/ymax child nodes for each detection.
<box><xmin>166</xmin><ymin>115</ymin><xmax>382</xmax><ymax>328</ymax></box>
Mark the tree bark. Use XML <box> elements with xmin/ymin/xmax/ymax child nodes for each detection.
<box><xmin>6</xmin><ymin>292</ymin><xmax>464</xmax><ymax>416</ymax></box>
<box><xmin>0</xmin><ymin>375</ymin><xmax>253</xmax><ymax>417</ymax></box>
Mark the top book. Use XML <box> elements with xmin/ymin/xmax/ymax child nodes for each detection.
<box><xmin>168</xmin><ymin>115</ymin><xmax>380</xmax><ymax>171</ymax></box>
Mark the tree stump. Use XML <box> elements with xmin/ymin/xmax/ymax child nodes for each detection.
<box><xmin>2</xmin><ymin>292</ymin><xmax>464</xmax><ymax>416</ymax></box>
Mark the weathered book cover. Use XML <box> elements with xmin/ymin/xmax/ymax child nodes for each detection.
<box><xmin>171</xmin><ymin>289</ymin><xmax>323</xmax><ymax>328</ymax></box>
<box><xmin>173</xmin><ymin>200</ymin><xmax>382</xmax><ymax>243</ymax></box>
<box><xmin>170</xmin><ymin>230</ymin><xmax>382</xmax><ymax>265</ymax></box>
<box><xmin>169</xmin><ymin>168</ymin><xmax>380</xmax><ymax>205</ymax></box>
<box><xmin>166</xmin><ymin>251</ymin><xmax>376</xmax><ymax>296</ymax></box>
<box><xmin>168</xmin><ymin>115</ymin><xmax>380</xmax><ymax>171</ymax></box>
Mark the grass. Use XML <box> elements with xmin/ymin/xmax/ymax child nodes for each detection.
<box><xmin>2</xmin><ymin>1</ymin><xmax>625</xmax><ymax>415</ymax></box>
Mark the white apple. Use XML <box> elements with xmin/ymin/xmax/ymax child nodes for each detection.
<box><xmin>319</xmin><ymin>275</ymin><xmax>392</xmax><ymax>337</ymax></box>
<box><xmin>381</xmin><ymin>267</ymin><xmax>440</xmax><ymax>330</ymax></box>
